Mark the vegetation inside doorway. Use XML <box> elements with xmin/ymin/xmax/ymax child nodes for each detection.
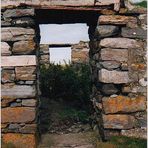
<box><xmin>39</xmin><ymin>62</ymin><xmax>92</xmax><ymax>134</ymax></box>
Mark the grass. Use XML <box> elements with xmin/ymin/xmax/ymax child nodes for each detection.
<box><xmin>96</xmin><ymin>136</ymin><xmax>147</xmax><ymax>148</ymax></box>
<box><xmin>59</xmin><ymin>107</ymin><xmax>89</xmax><ymax>123</ymax></box>
<box><xmin>136</xmin><ymin>1</ymin><xmax>147</xmax><ymax>8</ymax></box>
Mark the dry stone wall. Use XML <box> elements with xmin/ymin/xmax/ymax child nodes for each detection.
<box><xmin>1</xmin><ymin>7</ymin><xmax>39</xmax><ymax>148</ymax></box>
<box><xmin>1</xmin><ymin>0</ymin><xmax>147</xmax><ymax>147</ymax></box>
<box><xmin>90</xmin><ymin>8</ymin><xmax>147</xmax><ymax>140</ymax></box>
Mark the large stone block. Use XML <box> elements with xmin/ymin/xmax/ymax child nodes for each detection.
<box><xmin>1</xmin><ymin>42</ymin><xmax>11</xmax><ymax>56</ymax></box>
<box><xmin>121</xmin><ymin>27</ymin><xmax>147</xmax><ymax>39</ymax></box>
<box><xmin>2</xmin><ymin>133</ymin><xmax>36</xmax><ymax>148</ymax></box>
<box><xmin>22</xmin><ymin>99</ymin><xmax>37</xmax><ymax>107</ymax></box>
<box><xmin>1</xmin><ymin>56</ymin><xmax>36</xmax><ymax>67</ymax></box>
<box><xmin>2</xmin><ymin>107</ymin><xmax>36</xmax><ymax>123</ymax></box>
<box><xmin>2</xmin><ymin>69</ymin><xmax>15</xmax><ymax>83</ymax></box>
<box><xmin>1</xmin><ymin>84</ymin><xmax>36</xmax><ymax>98</ymax></box>
<box><xmin>15</xmin><ymin>66</ymin><xmax>36</xmax><ymax>81</ymax></box>
<box><xmin>1</xmin><ymin>0</ymin><xmax>94</xmax><ymax>8</ymax></box>
<box><xmin>95</xmin><ymin>25</ymin><xmax>119</xmax><ymax>38</ymax></box>
<box><xmin>100</xmin><ymin>38</ymin><xmax>141</xmax><ymax>49</ymax></box>
<box><xmin>103</xmin><ymin>114</ymin><xmax>136</xmax><ymax>129</ymax></box>
<box><xmin>100</xmin><ymin>48</ymin><xmax>128</xmax><ymax>62</ymax></box>
<box><xmin>99</xmin><ymin>15</ymin><xmax>137</xmax><ymax>26</ymax></box>
<box><xmin>98</xmin><ymin>69</ymin><xmax>131</xmax><ymax>84</ymax></box>
<box><xmin>3</xmin><ymin>9</ymin><xmax>34</xmax><ymax>18</ymax></box>
<box><xmin>102</xmin><ymin>95</ymin><xmax>146</xmax><ymax>114</ymax></box>
<box><xmin>12</xmin><ymin>40</ymin><xmax>35</xmax><ymax>54</ymax></box>
<box><xmin>1</xmin><ymin>27</ymin><xmax>35</xmax><ymax>41</ymax></box>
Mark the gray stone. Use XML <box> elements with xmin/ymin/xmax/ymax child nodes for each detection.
<box><xmin>98</xmin><ymin>69</ymin><xmax>131</xmax><ymax>84</ymax></box>
<box><xmin>40</xmin><ymin>44</ymin><xmax>50</xmax><ymax>54</ymax></box>
<box><xmin>139</xmin><ymin>78</ymin><xmax>147</xmax><ymax>87</ymax></box>
<box><xmin>1</xmin><ymin>42</ymin><xmax>11</xmax><ymax>56</ymax></box>
<box><xmin>100</xmin><ymin>38</ymin><xmax>141</xmax><ymax>49</ymax></box>
<box><xmin>95</xmin><ymin>25</ymin><xmax>119</xmax><ymax>38</ymax></box>
<box><xmin>1</xmin><ymin>27</ymin><xmax>35</xmax><ymax>41</ymax></box>
<box><xmin>40</xmin><ymin>55</ymin><xmax>50</xmax><ymax>64</ymax></box>
<box><xmin>100</xmin><ymin>61</ymin><xmax>121</xmax><ymax>70</ymax></box>
<box><xmin>19</xmin><ymin>124</ymin><xmax>36</xmax><ymax>134</ymax></box>
<box><xmin>22</xmin><ymin>99</ymin><xmax>36</xmax><ymax>107</ymax></box>
<box><xmin>25</xmin><ymin>81</ymin><xmax>35</xmax><ymax>85</ymax></box>
<box><xmin>10</xmin><ymin>102</ymin><xmax>22</xmax><ymax>107</ymax></box>
<box><xmin>100</xmin><ymin>48</ymin><xmax>128</xmax><ymax>62</ymax></box>
<box><xmin>121</xmin><ymin>128</ymin><xmax>147</xmax><ymax>139</ymax></box>
<box><xmin>122</xmin><ymin>27</ymin><xmax>147</xmax><ymax>39</ymax></box>
<box><xmin>1</xmin><ymin>84</ymin><xmax>36</xmax><ymax>98</ymax></box>
<box><xmin>3</xmin><ymin>9</ymin><xmax>34</xmax><ymax>18</ymax></box>
<box><xmin>8</xmin><ymin>124</ymin><xmax>21</xmax><ymax>130</ymax></box>
<box><xmin>101</xmin><ymin>84</ymin><xmax>119</xmax><ymax>95</ymax></box>
<box><xmin>12</xmin><ymin>17</ymin><xmax>35</xmax><ymax>27</ymax></box>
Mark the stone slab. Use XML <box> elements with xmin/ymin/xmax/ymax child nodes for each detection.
<box><xmin>100</xmin><ymin>38</ymin><xmax>141</xmax><ymax>49</ymax></box>
<box><xmin>2</xmin><ymin>107</ymin><xmax>36</xmax><ymax>123</ymax></box>
<box><xmin>98</xmin><ymin>69</ymin><xmax>131</xmax><ymax>84</ymax></box>
<box><xmin>1</xmin><ymin>27</ymin><xmax>34</xmax><ymax>41</ymax></box>
<box><xmin>102</xmin><ymin>95</ymin><xmax>146</xmax><ymax>114</ymax></box>
<box><xmin>98</xmin><ymin>15</ymin><xmax>137</xmax><ymax>26</ymax></box>
<box><xmin>100</xmin><ymin>48</ymin><xmax>128</xmax><ymax>62</ymax></box>
<box><xmin>15</xmin><ymin>66</ymin><xmax>36</xmax><ymax>81</ymax></box>
<box><xmin>3</xmin><ymin>9</ymin><xmax>34</xmax><ymax>18</ymax></box>
<box><xmin>1</xmin><ymin>0</ymin><xmax>95</xmax><ymax>8</ymax></box>
<box><xmin>1</xmin><ymin>84</ymin><xmax>36</xmax><ymax>99</ymax></box>
<box><xmin>2</xmin><ymin>133</ymin><xmax>36</xmax><ymax>148</ymax></box>
<box><xmin>103</xmin><ymin>114</ymin><xmax>136</xmax><ymax>129</ymax></box>
<box><xmin>1</xmin><ymin>56</ymin><xmax>36</xmax><ymax>67</ymax></box>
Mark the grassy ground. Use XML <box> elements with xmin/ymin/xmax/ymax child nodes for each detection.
<box><xmin>96</xmin><ymin>136</ymin><xmax>147</xmax><ymax>148</ymax></box>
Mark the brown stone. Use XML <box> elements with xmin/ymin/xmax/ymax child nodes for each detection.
<box><xmin>2</xmin><ymin>107</ymin><xmax>36</xmax><ymax>123</ymax></box>
<box><xmin>15</xmin><ymin>66</ymin><xmax>36</xmax><ymax>81</ymax></box>
<box><xmin>3</xmin><ymin>9</ymin><xmax>34</xmax><ymax>18</ymax></box>
<box><xmin>103</xmin><ymin>114</ymin><xmax>136</xmax><ymax>129</ymax></box>
<box><xmin>100</xmin><ymin>38</ymin><xmax>141</xmax><ymax>49</ymax></box>
<box><xmin>1</xmin><ymin>42</ymin><xmax>11</xmax><ymax>56</ymax></box>
<box><xmin>12</xmin><ymin>40</ymin><xmax>36</xmax><ymax>54</ymax></box>
<box><xmin>1</xmin><ymin>56</ymin><xmax>36</xmax><ymax>67</ymax></box>
<box><xmin>99</xmin><ymin>15</ymin><xmax>137</xmax><ymax>27</ymax></box>
<box><xmin>2</xmin><ymin>69</ymin><xmax>15</xmax><ymax>83</ymax></box>
<box><xmin>2</xmin><ymin>133</ymin><xmax>36</xmax><ymax>148</ymax></box>
<box><xmin>2</xmin><ymin>98</ymin><xmax>16</xmax><ymax>107</ymax></box>
<box><xmin>1</xmin><ymin>84</ymin><xmax>36</xmax><ymax>99</ymax></box>
<box><xmin>98</xmin><ymin>69</ymin><xmax>131</xmax><ymax>84</ymax></box>
<box><xmin>100</xmin><ymin>48</ymin><xmax>128</xmax><ymax>62</ymax></box>
<box><xmin>102</xmin><ymin>95</ymin><xmax>146</xmax><ymax>114</ymax></box>
<box><xmin>40</xmin><ymin>44</ymin><xmax>50</xmax><ymax>54</ymax></box>
<box><xmin>1</xmin><ymin>27</ymin><xmax>35</xmax><ymax>41</ymax></box>
<box><xmin>121</xmin><ymin>27</ymin><xmax>147</xmax><ymax>39</ymax></box>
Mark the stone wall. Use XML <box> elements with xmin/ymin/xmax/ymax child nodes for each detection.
<box><xmin>90</xmin><ymin>8</ymin><xmax>147</xmax><ymax>140</ymax></box>
<box><xmin>1</xmin><ymin>0</ymin><xmax>147</xmax><ymax>147</ymax></box>
<box><xmin>1</xmin><ymin>7</ymin><xmax>39</xmax><ymax>147</ymax></box>
<box><xmin>39</xmin><ymin>41</ymin><xmax>89</xmax><ymax>65</ymax></box>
